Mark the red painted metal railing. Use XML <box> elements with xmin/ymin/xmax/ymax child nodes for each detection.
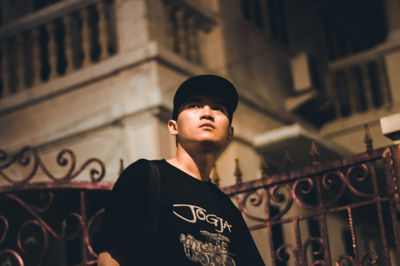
<box><xmin>0</xmin><ymin>146</ymin><xmax>111</xmax><ymax>265</ymax></box>
<box><xmin>222</xmin><ymin>145</ymin><xmax>400</xmax><ymax>265</ymax></box>
<box><xmin>1</xmin><ymin>144</ymin><xmax>400</xmax><ymax>265</ymax></box>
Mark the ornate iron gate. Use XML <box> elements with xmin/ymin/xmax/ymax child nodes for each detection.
<box><xmin>222</xmin><ymin>145</ymin><xmax>400</xmax><ymax>265</ymax></box>
<box><xmin>1</xmin><ymin>145</ymin><xmax>400</xmax><ymax>265</ymax></box>
<box><xmin>0</xmin><ymin>147</ymin><xmax>111</xmax><ymax>265</ymax></box>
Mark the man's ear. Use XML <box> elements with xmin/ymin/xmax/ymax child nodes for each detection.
<box><xmin>227</xmin><ymin>126</ymin><xmax>234</xmax><ymax>141</ymax></box>
<box><xmin>168</xmin><ymin>119</ymin><xmax>178</xmax><ymax>136</ymax></box>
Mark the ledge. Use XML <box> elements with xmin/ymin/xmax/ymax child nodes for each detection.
<box><xmin>254</xmin><ymin>123</ymin><xmax>351</xmax><ymax>171</ymax></box>
<box><xmin>329</xmin><ymin>39</ymin><xmax>400</xmax><ymax>70</ymax></box>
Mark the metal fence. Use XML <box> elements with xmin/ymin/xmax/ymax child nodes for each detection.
<box><xmin>0</xmin><ymin>146</ymin><xmax>111</xmax><ymax>265</ymax></box>
<box><xmin>222</xmin><ymin>144</ymin><xmax>400</xmax><ymax>265</ymax></box>
<box><xmin>1</xmin><ymin>143</ymin><xmax>399</xmax><ymax>265</ymax></box>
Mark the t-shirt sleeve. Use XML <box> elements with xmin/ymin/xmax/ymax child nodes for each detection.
<box><xmin>97</xmin><ymin>159</ymin><xmax>149</xmax><ymax>257</ymax></box>
<box><xmin>233</xmin><ymin>207</ymin><xmax>266</xmax><ymax>266</ymax></box>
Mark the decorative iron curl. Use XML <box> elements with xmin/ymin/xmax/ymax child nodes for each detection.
<box><xmin>361</xmin><ymin>249</ymin><xmax>379</xmax><ymax>265</ymax></box>
<box><xmin>0</xmin><ymin>215</ymin><xmax>8</xmax><ymax>245</ymax></box>
<box><xmin>39</xmin><ymin>149</ymin><xmax>76</xmax><ymax>182</ymax></box>
<box><xmin>70</xmin><ymin>158</ymin><xmax>106</xmax><ymax>182</ymax></box>
<box><xmin>276</xmin><ymin>243</ymin><xmax>299</xmax><ymax>264</ymax></box>
<box><xmin>344</xmin><ymin>164</ymin><xmax>375</xmax><ymax>198</ymax></box>
<box><xmin>87</xmin><ymin>208</ymin><xmax>105</xmax><ymax>258</ymax></box>
<box><xmin>0</xmin><ymin>249</ymin><xmax>24</xmax><ymax>266</ymax></box>
<box><xmin>292</xmin><ymin>177</ymin><xmax>319</xmax><ymax>210</ymax></box>
<box><xmin>31</xmin><ymin>191</ymin><xmax>54</xmax><ymax>213</ymax></box>
<box><xmin>269</xmin><ymin>184</ymin><xmax>293</xmax><ymax>219</ymax></box>
<box><xmin>320</xmin><ymin>171</ymin><xmax>347</xmax><ymax>207</ymax></box>
<box><xmin>0</xmin><ymin>146</ymin><xmax>106</xmax><ymax>186</ymax></box>
<box><xmin>303</xmin><ymin>237</ymin><xmax>326</xmax><ymax>265</ymax></box>
<box><xmin>234</xmin><ymin>189</ymin><xmax>268</xmax><ymax>222</ymax></box>
<box><xmin>17</xmin><ymin>220</ymin><xmax>48</xmax><ymax>266</ymax></box>
<box><xmin>234</xmin><ymin>186</ymin><xmax>293</xmax><ymax>222</ymax></box>
<box><xmin>319</xmin><ymin>166</ymin><xmax>374</xmax><ymax>204</ymax></box>
<box><xmin>60</xmin><ymin>212</ymin><xmax>85</xmax><ymax>241</ymax></box>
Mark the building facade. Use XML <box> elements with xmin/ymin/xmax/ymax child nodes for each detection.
<box><xmin>1</xmin><ymin>0</ymin><xmax>400</xmax><ymax>263</ymax></box>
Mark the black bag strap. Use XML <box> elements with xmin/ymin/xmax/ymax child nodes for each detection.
<box><xmin>142</xmin><ymin>160</ymin><xmax>161</xmax><ymax>266</ymax></box>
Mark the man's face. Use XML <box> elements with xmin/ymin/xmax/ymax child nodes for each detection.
<box><xmin>169</xmin><ymin>93</ymin><xmax>234</xmax><ymax>151</ymax></box>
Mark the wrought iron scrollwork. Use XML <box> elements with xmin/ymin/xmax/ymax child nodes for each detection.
<box><xmin>0</xmin><ymin>146</ymin><xmax>105</xmax><ymax>186</ymax></box>
<box><xmin>0</xmin><ymin>249</ymin><xmax>24</xmax><ymax>266</ymax></box>
<box><xmin>1</xmin><ymin>192</ymin><xmax>106</xmax><ymax>265</ymax></box>
<box><xmin>276</xmin><ymin>243</ymin><xmax>298</xmax><ymax>264</ymax></box>
<box><xmin>0</xmin><ymin>146</ymin><xmax>109</xmax><ymax>265</ymax></box>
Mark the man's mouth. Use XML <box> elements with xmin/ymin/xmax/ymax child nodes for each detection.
<box><xmin>200</xmin><ymin>123</ymin><xmax>215</xmax><ymax>129</ymax></box>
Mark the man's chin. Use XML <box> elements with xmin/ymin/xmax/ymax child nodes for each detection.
<box><xmin>197</xmin><ymin>140</ymin><xmax>225</xmax><ymax>151</ymax></box>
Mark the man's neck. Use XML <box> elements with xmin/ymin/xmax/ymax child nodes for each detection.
<box><xmin>166</xmin><ymin>145</ymin><xmax>217</xmax><ymax>182</ymax></box>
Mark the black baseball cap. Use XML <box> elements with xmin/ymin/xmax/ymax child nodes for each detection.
<box><xmin>172</xmin><ymin>74</ymin><xmax>238</xmax><ymax>122</ymax></box>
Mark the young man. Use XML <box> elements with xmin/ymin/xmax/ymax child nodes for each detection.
<box><xmin>98</xmin><ymin>75</ymin><xmax>265</xmax><ymax>265</ymax></box>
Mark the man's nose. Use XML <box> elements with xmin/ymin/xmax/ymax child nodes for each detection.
<box><xmin>200</xmin><ymin>105</ymin><xmax>214</xmax><ymax>120</ymax></box>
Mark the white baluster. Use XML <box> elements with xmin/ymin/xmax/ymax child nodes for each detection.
<box><xmin>46</xmin><ymin>21</ymin><xmax>58</xmax><ymax>79</ymax></box>
<box><xmin>377</xmin><ymin>58</ymin><xmax>392</xmax><ymax>106</ymax></box>
<box><xmin>187</xmin><ymin>16</ymin><xmax>201</xmax><ymax>63</ymax></box>
<box><xmin>16</xmin><ymin>34</ymin><xmax>26</xmax><ymax>90</ymax></box>
<box><xmin>175</xmin><ymin>8</ymin><xmax>186</xmax><ymax>56</ymax></box>
<box><xmin>164</xmin><ymin>2</ymin><xmax>175</xmax><ymax>51</ymax></box>
<box><xmin>361</xmin><ymin>63</ymin><xmax>374</xmax><ymax>110</ymax></box>
<box><xmin>80</xmin><ymin>7</ymin><xmax>92</xmax><ymax>66</ymax></box>
<box><xmin>63</xmin><ymin>14</ymin><xmax>75</xmax><ymax>73</ymax></box>
<box><xmin>1</xmin><ymin>40</ymin><xmax>10</xmax><ymax>96</ymax></box>
<box><xmin>96</xmin><ymin>1</ymin><xmax>109</xmax><ymax>60</ymax></box>
<box><xmin>31</xmin><ymin>28</ymin><xmax>42</xmax><ymax>86</ymax></box>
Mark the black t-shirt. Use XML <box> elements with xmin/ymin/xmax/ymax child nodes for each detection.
<box><xmin>99</xmin><ymin>159</ymin><xmax>265</xmax><ymax>266</ymax></box>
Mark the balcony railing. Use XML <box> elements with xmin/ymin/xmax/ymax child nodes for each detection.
<box><xmin>222</xmin><ymin>144</ymin><xmax>400</xmax><ymax>265</ymax></box>
<box><xmin>0</xmin><ymin>0</ymin><xmax>117</xmax><ymax>99</ymax></box>
<box><xmin>162</xmin><ymin>0</ymin><xmax>216</xmax><ymax>64</ymax></box>
<box><xmin>329</xmin><ymin>50</ymin><xmax>393</xmax><ymax>119</ymax></box>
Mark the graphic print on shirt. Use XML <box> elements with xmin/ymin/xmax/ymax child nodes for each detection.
<box><xmin>173</xmin><ymin>204</ymin><xmax>237</xmax><ymax>266</ymax></box>
<box><xmin>172</xmin><ymin>204</ymin><xmax>232</xmax><ymax>233</ymax></box>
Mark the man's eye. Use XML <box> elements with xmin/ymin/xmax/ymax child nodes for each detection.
<box><xmin>188</xmin><ymin>104</ymin><xmax>200</xmax><ymax>108</ymax></box>
<box><xmin>212</xmin><ymin>105</ymin><xmax>224</xmax><ymax>112</ymax></box>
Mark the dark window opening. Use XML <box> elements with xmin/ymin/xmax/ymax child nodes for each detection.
<box><xmin>267</xmin><ymin>0</ymin><xmax>288</xmax><ymax>45</ymax></box>
<box><xmin>322</xmin><ymin>0</ymin><xmax>387</xmax><ymax>60</ymax></box>
<box><xmin>240</xmin><ymin>0</ymin><xmax>288</xmax><ymax>45</ymax></box>
<box><xmin>33</xmin><ymin>0</ymin><xmax>62</xmax><ymax>11</ymax></box>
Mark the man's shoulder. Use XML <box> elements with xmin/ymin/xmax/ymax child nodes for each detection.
<box><xmin>113</xmin><ymin>159</ymin><xmax>151</xmax><ymax>188</ymax></box>
<box><xmin>117</xmin><ymin>159</ymin><xmax>165</xmax><ymax>183</ymax></box>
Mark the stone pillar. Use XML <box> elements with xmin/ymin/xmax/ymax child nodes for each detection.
<box><xmin>385</xmin><ymin>0</ymin><xmax>400</xmax><ymax>41</ymax></box>
<box><xmin>122</xmin><ymin>110</ymin><xmax>174</xmax><ymax>162</ymax></box>
<box><xmin>114</xmin><ymin>0</ymin><xmax>150</xmax><ymax>52</ymax></box>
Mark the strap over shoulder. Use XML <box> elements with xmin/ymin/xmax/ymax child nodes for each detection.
<box><xmin>142</xmin><ymin>160</ymin><xmax>161</xmax><ymax>266</ymax></box>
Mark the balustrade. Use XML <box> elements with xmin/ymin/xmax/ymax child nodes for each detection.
<box><xmin>331</xmin><ymin>57</ymin><xmax>392</xmax><ymax>118</ymax></box>
<box><xmin>0</xmin><ymin>0</ymin><xmax>117</xmax><ymax>99</ymax></box>
<box><xmin>162</xmin><ymin>0</ymin><xmax>215</xmax><ymax>64</ymax></box>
